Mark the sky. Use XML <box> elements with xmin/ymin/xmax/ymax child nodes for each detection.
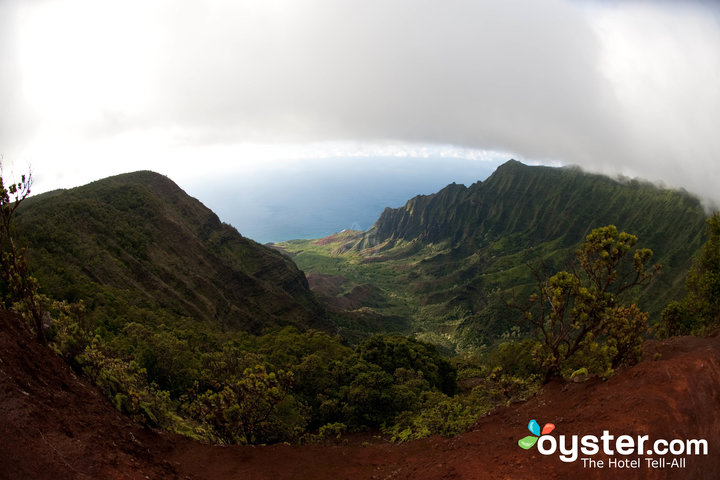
<box><xmin>1</xmin><ymin>0</ymin><xmax>719</xmax><ymax>242</ymax></box>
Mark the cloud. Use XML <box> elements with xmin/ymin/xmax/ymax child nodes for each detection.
<box><xmin>589</xmin><ymin>2</ymin><xmax>720</xmax><ymax>204</ymax></box>
<box><xmin>0</xmin><ymin>0</ymin><xmax>32</xmax><ymax>150</ymax></box>
<box><xmin>147</xmin><ymin>0</ymin><xmax>615</xmax><ymax>150</ymax></box>
<box><xmin>3</xmin><ymin>0</ymin><xmax>720</xmax><ymax>206</ymax></box>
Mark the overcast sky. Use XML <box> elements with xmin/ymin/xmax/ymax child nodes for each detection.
<box><xmin>1</xmin><ymin>0</ymin><xmax>719</xmax><ymax>233</ymax></box>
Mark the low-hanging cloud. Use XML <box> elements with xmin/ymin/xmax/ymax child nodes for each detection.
<box><xmin>3</xmin><ymin>0</ymin><xmax>720</xmax><ymax>206</ymax></box>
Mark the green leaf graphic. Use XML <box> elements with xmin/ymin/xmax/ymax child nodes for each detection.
<box><xmin>518</xmin><ymin>435</ymin><xmax>539</xmax><ymax>450</ymax></box>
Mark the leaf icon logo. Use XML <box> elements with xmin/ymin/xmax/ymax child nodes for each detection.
<box><xmin>518</xmin><ymin>419</ymin><xmax>555</xmax><ymax>450</ymax></box>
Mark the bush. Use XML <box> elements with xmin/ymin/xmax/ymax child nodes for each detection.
<box><xmin>187</xmin><ymin>365</ymin><xmax>300</xmax><ymax>445</ymax></box>
<box><xmin>298</xmin><ymin>422</ymin><xmax>348</xmax><ymax>445</ymax></box>
<box><xmin>357</xmin><ymin>335</ymin><xmax>457</xmax><ymax>395</ymax></box>
<box><xmin>79</xmin><ymin>336</ymin><xmax>177</xmax><ymax>429</ymax></box>
<box><xmin>384</xmin><ymin>391</ymin><xmax>482</xmax><ymax>442</ymax></box>
<box><xmin>520</xmin><ymin>226</ymin><xmax>658</xmax><ymax>380</ymax></box>
<box><xmin>659</xmin><ymin>213</ymin><xmax>720</xmax><ymax>337</ymax></box>
<box><xmin>657</xmin><ymin>301</ymin><xmax>693</xmax><ymax>338</ymax></box>
<box><xmin>44</xmin><ymin>298</ymin><xmax>91</xmax><ymax>368</ymax></box>
<box><xmin>481</xmin><ymin>338</ymin><xmax>543</xmax><ymax>378</ymax></box>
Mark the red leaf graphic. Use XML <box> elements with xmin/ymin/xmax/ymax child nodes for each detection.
<box><xmin>541</xmin><ymin>423</ymin><xmax>555</xmax><ymax>435</ymax></box>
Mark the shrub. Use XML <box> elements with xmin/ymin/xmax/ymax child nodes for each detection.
<box><xmin>187</xmin><ymin>365</ymin><xmax>299</xmax><ymax>445</ymax></box>
<box><xmin>520</xmin><ymin>226</ymin><xmax>658</xmax><ymax>381</ymax></box>
<box><xmin>357</xmin><ymin>335</ymin><xmax>457</xmax><ymax>395</ymax></box>
<box><xmin>79</xmin><ymin>336</ymin><xmax>176</xmax><ymax>429</ymax></box>
<box><xmin>384</xmin><ymin>391</ymin><xmax>482</xmax><ymax>442</ymax></box>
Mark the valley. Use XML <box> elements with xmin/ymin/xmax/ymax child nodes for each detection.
<box><xmin>5</xmin><ymin>2</ymin><xmax>719</xmax><ymax>478</ymax></box>
<box><xmin>278</xmin><ymin>160</ymin><xmax>708</xmax><ymax>352</ymax></box>
<box><xmin>1</xmin><ymin>161</ymin><xmax>718</xmax><ymax>479</ymax></box>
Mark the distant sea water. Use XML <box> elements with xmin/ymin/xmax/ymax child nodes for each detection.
<box><xmin>185</xmin><ymin>156</ymin><xmax>502</xmax><ymax>244</ymax></box>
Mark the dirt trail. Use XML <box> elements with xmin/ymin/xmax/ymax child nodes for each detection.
<box><xmin>1</xmin><ymin>310</ymin><xmax>718</xmax><ymax>479</ymax></box>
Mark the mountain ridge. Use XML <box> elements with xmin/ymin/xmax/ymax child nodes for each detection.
<box><xmin>360</xmin><ymin>160</ymin><xmax>705</xmax><ymax>255</ymax></box>
<box><xmin>15</xmin><ymin>170</ymin><xmax>332</xmax><ymax>335</ymax></box>
<box><xmin>281</xmin><ymin>160</ymin><xmax>709</xmax><ymax>349</ymax></box>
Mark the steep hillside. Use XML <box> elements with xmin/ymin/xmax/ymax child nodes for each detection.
<box><xmin>280</xmin><ymin>161</ymin><xmax>708</xmax><ymax>350</ymax></box>
<box><xmin>15</xmin><ymin>171</ymin><xmax>331</xmax><ymax>335</ymax></box>
<box><xmin>2</xmin><ymin>308</ymin><xmax>718</xmax><ymax>479</ymax></box>
<box><xmin>0</xmin><ymin>310</ymin><xmax>182</xmax><ymax>480</ymax></box>
<box><xmin>365</xmin><ymin>160</ymin><xmax>704</xmax><ymax>257</ymax></box>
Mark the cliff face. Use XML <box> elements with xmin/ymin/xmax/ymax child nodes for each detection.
<box><xmin>16</xmin><ymin>171</ymin><xmax>331</xmax><ymax>334</ymax></box>
<box><xmin>288</xmin><ymin>161</ymin><xmax>709</xmax><ymax>347</ymax></box>
<box><xmin>366</xmin><ymin>160</ymin><xmax>706</xmax><ymax>257</ymax></box>
<box><xmin>371</xmin><ymin>181</ymin><xmax>470</xmax><ymax>244</ymax></box>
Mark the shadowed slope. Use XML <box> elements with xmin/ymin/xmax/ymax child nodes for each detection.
<box><xmin>15</xmin><ymin>171</ymin><xmax>331</xmax><ymax>334</ymax></box>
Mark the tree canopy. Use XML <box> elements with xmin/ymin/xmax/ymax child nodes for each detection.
<box><xmin>660</xmin><ymin>212</ymin><xmax>720</xmax><ymax>337</ymax></box>
<box><xmin>520</xmin><ymin>225</ymin><xmax>660</xmax><ymax>380</ymax></box>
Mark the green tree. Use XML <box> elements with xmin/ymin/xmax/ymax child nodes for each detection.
<box><xmin>0</xmin><ymin>168</ymin><xmax>46</xmax><ymax>344</ymax></box>
<box><xmin>684</xmin><ymin>213</ymin><xmax>720</xmax><ymax>327</ymax></box>
<box><xmin>356</xmin><ymin>335</ymin><xmax>457</xmax><ymax>395</ymax></box>
<box><xmin>659</xmin><ymin>213</ymin><xmax>720</xmax><ymax>336</ymax></box>
<box><xmin>191</xmin><ymin>365</ymin><xmax>296</xmax><ymax>444</ymax></box>
<box><xmin>385</xmin><ymin>390</ymin><xmax>483</xmax><ymax>442</ymax></box>
<box><xmin>521</xmin><ymin>226</ymin><xmax>659</xmax><ymax>380</ymax></box>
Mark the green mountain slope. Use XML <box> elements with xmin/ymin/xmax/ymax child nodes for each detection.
<box><xmin>279</xmin><ymin>161</ymin><xmax>708</xmax><ymax>351</ymax></box>
<box><xmin>15</xmin><ymin>171</ymin><xmax>331</xmax><ymax>336</ymax></box>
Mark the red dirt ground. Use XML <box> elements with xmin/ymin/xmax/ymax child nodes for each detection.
<box><xmin>2</xmin><ymin>310</ymin><xmax>719</xmax><ymax>479</ymax></box>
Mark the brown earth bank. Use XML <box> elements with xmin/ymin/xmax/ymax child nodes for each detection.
<box><xmin>1</xmin><ymin>309</ymin><xmax>719</xmax><ymax>480</ymax></box>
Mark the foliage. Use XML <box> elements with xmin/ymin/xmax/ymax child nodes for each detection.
<box><xmin>520</xmin><ymin>226</ymin><xmax>658</xmax><ymax>380</ymax></box>
<box><xmin>685</xmin><ymin>213</ymin><xmax>720</xmax><ymax>325</ymax></box>
<box><xmin>479</xmin><ymin>338</ymin><xmax>544</xmax><ymax>378</ymax></box>
<box><xmin>120</xmin><ymin>323</ymin><xmax>201</xmax><ymax>397</ymax></box>
<box><xmin>282</xmin><ymin>161</ymin><xmax>706</xmax><ymax>352</ymax></box>
<box><xmin>356</xmin><ymin>335</ymin><xmax>457</xmax><ymax>395</ymax></box>
<box><xmin>32</xmin><ymin>256</ymin><xmax>541</xmax><ymax>446</ymax></box>
<box><xmin>186</xmin><ymin>365</ymin><xmax>302</xmax><ymax>445</ymax></box>
<box><xmin>79</xmin><ymin>336</ymin><xmax>180</xmax><ymax>430</ymax></box>
<box><xmin>386</xmin><ymin>340</ymin><xmax>543</xmax><ymax>443</ymax></box>
<box><xmin>318</xmin><ymin>422</ymin><xmax>347</xmax><ymax>439</ymax></box>
<box><xmin>465</xmin><ymin>366</ymin><xmax>541</xmax><ymax>409</ymax></box>
<box><xmin>605</xmin><ymin>304</ymin><xmax>648</xmax><ymax>367</ymax></box>
<box><xmin>42</xmin><ymin>297</ymin><xmax>90</xmax><ymax>366</ymax></box>
<box><xmin>44</xmin><ymin>307</ymin><xmax>472</xmax><ymax>445</ymax></box>
<box><xmin>384</xmin><ymin>391</ymin><xmax>482</xmax><ymax>442</ymax></box>
<box><xmin>332</xmin><ymin>356</ymin><xmax>407</xmax><ymax>428</ymax></box>
<box><xmin>657</xmin><ymin>301</ymin><xmax>693</xmax><ymax>338</ymax></box>
<box><xmin>659</xmin><ymin>213</ymin><xmax>720</xmax><ymax>337</ymax></box>
<box><xmin>0</xmin><ymin>169</ymin><xmax>45</xmax><ymax>343</ymax></box>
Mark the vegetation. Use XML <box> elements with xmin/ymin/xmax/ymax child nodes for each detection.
<box><xmin>5</xmin><ymin>170</ymin><xmax>492</xmax><ymax>444</ymax></box>
<box><xmin>2</xmin><ymin>163</ymin><xmax>715</xmax><ymax>447</ymax></box>
<box><xmin>0</xmin><ymin>169</ymin><xmax>46</xmax><ymax>344</ymax></box>
<box><xmin>518</xmin><ymin>226</ymin><xmax>659</xmax><ymax>380</ymax></box>
<box><xmin>48</xmin><ymin>316</ymin><xmax>490</xmax><ymax>444</ymax></box>
<box><xmin>15</xmin><ymin>171</ymin><xmax>331</xmax><ymax>338</ymax></box>
<box><xmin>659</xmin><ymin>213</ymin><xmax>720</xmax><ymax>337</ymax></box>
<box><xmin>280</xmin><ymin>160</ymin><xmax>707</xmax><ymax>352</ymax></box>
